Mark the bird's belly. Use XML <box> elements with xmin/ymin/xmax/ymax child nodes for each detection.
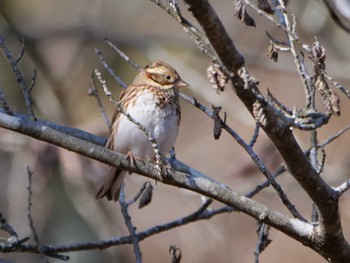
<box><xmin>114</xmin><ymin>102</ymin><xmax>179</xmax><ymax>161</ymax></box>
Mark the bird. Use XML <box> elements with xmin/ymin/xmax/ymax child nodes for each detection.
<box><xmin>96</xmin><ymin>60</ymin><xmax>188</xmax><ymax>201</ymax></box>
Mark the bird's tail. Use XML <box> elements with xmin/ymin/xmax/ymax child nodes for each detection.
<box><xmin>96</xmin><ymin>168</ymin><xmax>125</xmax><ymax>202</ymax></box>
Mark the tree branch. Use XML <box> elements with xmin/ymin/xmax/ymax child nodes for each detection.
<box><xmin>182</xmin><ymin>0</ymin><xmax>350</xmax><ymax>261</ymax></box>
<box><xmin>0</xmin><ymin>110</ymin><xmax>317</xmax><ymax>251</ymax></box>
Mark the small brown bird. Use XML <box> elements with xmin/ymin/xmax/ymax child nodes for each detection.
<box><xmin>96</xmin><ymin>60</ymin><xmax>188</xmax><ymax>201</ymax></box>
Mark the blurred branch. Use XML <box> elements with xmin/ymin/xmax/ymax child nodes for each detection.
<box><xmin>150</xmin><ymin>0</ymin><xmax>217</xmax><ymax>61</ymax></box>
<box><xmin>0</xmin><ymin>37</ymin><xmax>36</xmax><ymax>120</ymax></box>
<box><xmin>26</xmin><ymin>167</ymin><xmax>49</xmax><ymax>263</ymax></box>
<box><xmin>119</xmin><ymin>186</ymin><xmax>142</xmax><ymax>263</ymax></box>
<box><xmin>0</xmin><ymin>88</ymin><xmax>13</xmax><ymax>115</ymax></box>
<box><xmin>323</xmin><ymin>0</ymin><xmax>350</xmax><ymax>33</ymax></box>
<box><xmin>89</xmin><ymin>73</ymin><xmax>111</xmax><ymax>130</ymax></box>
<box><xmin>254</xmin><ymin>223</ymin><xmax>271</xmax><ymax>263</ymax></box>
<box><xmin>26</xmin><ymin>168</ymin><xmax>40</xmax><ymax>250</ymax></box>
<box><xmin>318</xmin><ymin>123</ymin><xmax>350</xmax><ymax>149</ymax></box>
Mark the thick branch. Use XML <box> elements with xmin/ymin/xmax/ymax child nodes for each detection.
<box><xmin>184</xmin><ymin>0</ymin><xmax>244</xmax><ymax>72</ymax></box>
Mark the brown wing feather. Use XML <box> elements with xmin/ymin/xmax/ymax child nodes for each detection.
<box><xmin>96</xmin><ymin>87</ymin><xmax>134</xmax><ymax>201</ymax></box>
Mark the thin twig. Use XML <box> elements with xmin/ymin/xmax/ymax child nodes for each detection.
<box><xmin>324</xmin><ymin>72</ymin><xmax>350</xmax><ymax>99</ymax></box>
<box><xmin>119</xmin><ymin>185</ymin><xmax>142</xmax><ymax>263</ymax></box>
<box><xmin>244</xmin><ymin>0</ymin><xmax>292</xmax><ymax>34</ymax></box>
<box><xmin>89</xmin><ymin>73</ymin><xmax>111</xmax><ymax>129</ymax></box>
<box><xmin>94</xmin><ymin>48</ymin><xmax>127</xmax><ymax>89</ymax></box>
<box><xmin>149</xmin><ymin>0</ymin><xmax>217</xmax><ymax>61</ymax></box>
<box><xmin>126</xmin><ymin>181</ymin><xmax>152</xmax><ymax>206</ymax></box>
<box><xmin>104</xmin><ymin>37</ymin><xmax>142</xmax><ymax>71</ymax></box>
<box><xmin>26</xmin><ymin>167</ymin><xmax>49</xmax><ymax>263</ymax></box>
<box><xmin>267</xmin><ymin>88</ymin><xmax>293</xmax><ymax>115</ymax></box>
<box><xmin>0</xmin><ymin>37</ymin><xmax>36</xmax><ymax>120</ymax></box>
<box><xmin>0</xmin><ymin>212</ymin><xmax>19</xmax><ymax>239</ymax></box>
<box><xmin>0</xmin><ymin>88</ymin><xmax>13</xmax><ymax>115</ymax></box>
<box><xmin>15</xmin><ymin>38</ymin><xmax>25</xmax><ymax>64</ymax></box>
<box><xmin>249</xmin><ymin>123</ymin><xmax>260</xmax><ymax>147</ymax></box>
<box><xmin>28</xmin><ymin>69</ymin><xmax>37</xmax><ymax>93</ymax></box>
<box><xmin>334</xmin><ymin>179</ymin><xmax>350</xmax><ymax>196</ymax></box>
<box><xmin>277</xmin><ymin>0</ymin><xmax>313</xmax><ymax>108</ymax></box>
<box><xmin>318</xmin><ymin>123</ymin><xmax>350</xmax><ymax>149</ymax></box>
<box><xmin>26</xmin><ymin>167</ymin><xmax>40</xmax><ymax>247</ymax></box>
<box><xmin>254</xmin><ymin>223</ymin><xmax>271</xmax><ymax>263</ymax></box>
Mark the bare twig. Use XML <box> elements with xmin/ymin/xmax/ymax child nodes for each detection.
<box><xmin>0</xmin><ymin>213</ymin><xmax>19</xmax><ymax>240</ymax></box>
<box><xmin>94</xmin><ymin>48</ymin><xmax>127</xmax><ymax>89</ymax></box>
<box><xmin>334</xmin><ymin>179</ymin><xmax>350</xmax><ymax>196</ymax></box>
<box><xmin>149</xmin><ymin>0</ymin><xmax>217</xmax><ymax>61</ymax></box>
<box><xmin>249</xmin><ymin>122</ymin><xmax>260</xmax><ymax>147</ymax></box>
<box><xmin>318</xmin><ymin>123</ymin><xmax>350</xmax><ymax>149</ymax></box>
<box><xmin>324</xmin><ymin>72</ymin><xmax>350</xmax><ymax>99</ymax></box>
<box><xmin>26</xmin><ymin>167</ymin><xmax>49</xmax><ymax>263</ymax></box>
<box><xmin>126</xmin><ymin>181</ymin><xmax>153</xmax><ymax>206</ymax></box>
<box><xmin>277</xmin><ymin>0</ymin><xmax>313</xmax><ymax>108</ymax></box>
<box><xmin>0</xmin><ymin>212</ymin><xmax>30</xmax><ymax>255</ymax></box>
<box><xmin>105</xmin><ymin>37</ymin><xmax>142</xmax><ymax>72</ymax></box>
<box><xmin>267</xmin><ymin>88</ymin><xmax>293</xmax><ymax>115</ymax></box>
<box><xmin>254</xmin><ymin>223</ymin><xmax>271</xmax><ymax>263</ymax></box>
<box><xmin>0</xmin><ymin>37</ymin><xmax>36</xmax><ymax>120</ymax></box>
<box><xmin>0</xmin><ymin>89</ymin><xmax>13</xmax><ymax>115</ymax></box>
<box><xmin>26</xmin><ymin>167</ymin><xmax>40</xmax><ymax>247</ymax></box>
<box><xmin>244</xmin><ymin>0</ymin><xmax>294</xmax><ymax>34</ymax></box>
<box><xmin>119</xmin><ymin>185</ymin><xmax>142</xmax><ymax>263</ymax></box>
<box><xmin>28</xmin><ymin>69</ymin><xmax>37</xmax><ymax>93</ymax></box>
<box><xmin>89</xmin><ymin>73</ymin><xmax>111</xmax><ymax>129</ymax></box>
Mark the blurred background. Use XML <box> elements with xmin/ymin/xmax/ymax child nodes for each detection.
<box><xmin>0</xmin><ymin>1</ymin><xmax>350</xmax><ymax>262</ymax></box>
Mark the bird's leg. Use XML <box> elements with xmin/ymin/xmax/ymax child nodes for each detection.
<box><xmin>125</xmin><ymin>151</ymin><xmax>144</xmax><ymax>174</ymax></box>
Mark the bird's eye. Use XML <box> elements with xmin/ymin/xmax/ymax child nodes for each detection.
<box><xmin>165</xmin><ymin>75</ymin><xmax>172</xmax><ymax>80</ymax></box>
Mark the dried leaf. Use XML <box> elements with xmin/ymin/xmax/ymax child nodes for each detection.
<box><xmin>207</xmin><ymin>64</ymin><xmax>228</xmax><ymax>94</ymax></box>
<box><xmin>330</xmin><ymin>90</ymin><xmax>340</xmax><ymax>115</ymax></box>
<box><xmin>169</xmin><ymin>245</ymin><xmax>182</xmax><ymax>263</ymax></box>
<box><xmin>315</xmin><ymin>75</ymin><xmax>341</xmax><ymax>116</ymax></box>
<box><xmin>212</xmin><ymin>106</ymin><xmax>225</xmax><ymax>140</ymax></box>
<box><xmin>234</xmin><ymin>0</ymin><xmax>256</xmax><ymax>27</ymax></box>
<box><xmin>138</xmin><ymin>183</ymin><xmax>153</xmax><ymax>209</ymax></box>
<box><xmin>267</xmin><ymin>43</ymin><xmax>278</xmax><ymax>62</ymax></box>
<box><xmin>312</xmin><ymin>40</ymin><xmax>326</xmax><ymax>63</ymax></box>
<box><xmin>258</xmin><ymin>0</ymin><xmax>274</xmax><ymax>14</ymax></box>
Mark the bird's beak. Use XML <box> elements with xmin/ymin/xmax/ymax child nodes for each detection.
<box><xmin>175</xmin><ymin>79</ymin><xmax>189</xmax><ymax>88</ymax></box>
